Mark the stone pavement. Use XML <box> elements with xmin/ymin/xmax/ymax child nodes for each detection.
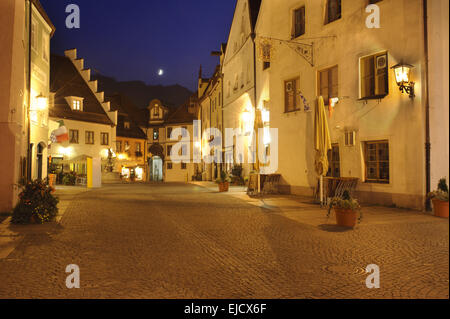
<box><xmin>0</xmin><ymin>182</ymin><xmax>448</xmax><ymax>299</ymax></box>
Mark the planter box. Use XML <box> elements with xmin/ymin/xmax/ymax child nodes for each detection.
<box><xmin>432</xmin><ymin>199</ymin><xmax>449</xmax><ymax>218</ymax></box>
<box><xmin>335</xmin><ymin>208</ymin><xmax>357</xmax><ymax>228</ymax></box>
<box><xmin>218</xmin><ymin>182</ymin><xmax>229</xmax><ymax>192</ymax></box>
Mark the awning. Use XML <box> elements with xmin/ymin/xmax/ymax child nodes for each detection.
<box><xmin>61</xmin><ymin>155</ymin><xmax>92</xmax><ymax>164</ymax></box>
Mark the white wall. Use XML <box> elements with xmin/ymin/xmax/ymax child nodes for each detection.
<box><xmin>256</xmin><ymin>0</ymin><xmax>430</xmax><ymax>209</ymax></box>
<box><xmin>428</xmin><ymin>0</ymin><xmax>450</xmax><ymax>190</ymax></box>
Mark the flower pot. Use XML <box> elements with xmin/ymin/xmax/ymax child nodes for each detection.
<box><xmin>218</xmin><ymin>182</ymin><xmax>229</xmax><ymax>192</ymax></box>
<box><xmin>48</xmin><ymin>174</ymin><xmax>56</xmax><ymax>188</ymax></box>
<box><xmin>334</xmin><ymin>208</ymin><xmax>358</xmax><ymax>228</ymax></box>
<box><xmin>432</xmin><ymin>199</ymin><xmax>449</xmax><ymax>218</ymax></box>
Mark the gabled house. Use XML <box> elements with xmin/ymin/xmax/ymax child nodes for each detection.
<box><xmin>140</xmin><ymin>99</ymin><xmax>197</xmax><ymax>182</ymax></box>
<box><xmin>0</xmin><ymin>0</ymin><xmax>55</xmax><ymax>211</ymax></box>
<box><xmin>107</xmin><ymin>93</ymin><xmax>147</xmax><ymax>181</ymax></box>
<box><xmin>222</xmin><ymin>0</ymin><xmax>262</xmax><ymax>179</ymax></box>
<box><xmin>48</xmin><ymin>49</ymin><xmax>117</xmax><ymax>186</ymax></box>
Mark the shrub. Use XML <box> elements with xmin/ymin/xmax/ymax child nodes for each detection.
<box><xmin>428</xmin><ymin>178</ymin><xmax>449</xmax><ymax>202</ymax></box>
<box><xmin>231</xmin><ymin>165</ymin><xmax>243</xmax><ymax>177</ymax></box>
<box><xmin>11</xmin><ymin>179</ymin><xmax>59</xmax><ymax>224</ymax></box>
<box><xmin>327</xmin><ymin>190</ymin><xmax>362</xmax><ymax>221</ymax></box>
<box><xmin>216</xmin><ymin>171</ymin><xmax>231</xmax><ymax>184</ymax></box>
<box><xmin>62</xmin><ymin>172</ymin><xmax>76</xmax><ymax>185</ymax></box>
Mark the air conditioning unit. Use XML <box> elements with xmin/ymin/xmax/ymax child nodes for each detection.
<box><xmin>344</xmin><ymin>131</ymin><xmax>356</xmax><ymax>146</ymax></box>
<box><xmin>376</xmin><ymin>54</ymin><xmax>387</xmax><ymax>70</ymax></box>
<box><xmin>286</xmin><ymin>81</ymin><xmax>294</xmax><ymax>92</ymax></box>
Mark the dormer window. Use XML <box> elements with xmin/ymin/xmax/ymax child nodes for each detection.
<box><xmin>124</xmin><ymin>121</ymin><xmax>130</xmax><ymax>129</ymax></box>
<box><xmin>68</xmin><ymin>97</ymin><xmax>84</xmax><ymax>111</ymax></box>
<box><xmin>153</xmin><ymin>107</ymin><xmax>159</xmax><ymax>117</ymax></box>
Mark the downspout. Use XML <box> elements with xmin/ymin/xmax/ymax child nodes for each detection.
<box><xmin>26</xmin><ymin>0</ymin><xmax>33</xmax><ymax>182</ymax></box>
<box><xmin>251</xmin><ymin>31</ymin><xmax>260</xmax><ymax>193</ymax></box>
<box><xmin>423</xmin><ymin>0</ymin><xmax>431</xmax><ymax>211</ymax></box>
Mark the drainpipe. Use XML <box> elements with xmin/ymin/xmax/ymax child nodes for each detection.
<box><xmin>26</xmin><ymin>0</ymin><xmax>33</xmax><ymax>183</ymax></box>
<box><xmin>251</xmin><ymin>31</ymin><xmax>260</xmax><ymax>193</ymax></box>
<box><xmin>423</xmin><ymin>0</ymin><xmax>431</xmax><ymax>211</ymax></box>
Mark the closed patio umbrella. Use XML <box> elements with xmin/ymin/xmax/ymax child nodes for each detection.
<box><xmin>314</xmin><ymin>96</ymin><xmax>332</xmax><ymax>205</ymax></box>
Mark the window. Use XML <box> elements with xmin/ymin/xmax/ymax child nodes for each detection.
<box><xmin>284</xmin><ymin>78</ymin><xmax>300</xmax><ymax>112</ymax></box>
<box><xmin>167</xmin><ymin>127</ymin><xmax>173</xmax><ymax>139</ymax></box>
<box><xmin>181</xmin><ymin>163</ymin><xmax>187</xmax><ymax>170</ymax></box>
<box><xmin>327</xmin><ymin>144</ymin><xmax>340</xmax><ymax>177</ymax></box>
<box><xmin>72</xmin><ymin>99</ymin><xmax>82</xmax><ymax>111</ymax></box>
<box><xmin>124</xmin><ymin>121</ymin><xmax>130</xmax><ymax>129</ymax></box>
<box><xmin>167</xmin><ymin>162</ymin><xmax>173</xmax><ymax>170</ymax></box>
<box><xmin>360</xmin><ymin>52</ymin><xmax>388</xmax><ymax>99</ymax></box>
<box><xmin>263</xmin><ymin>61</ymin><xmax>270</xmax><ymax>70</ymax></box>
<box><xmin>100</xmin><ymin>133</ymin><xmax>109</xmax><ymax>145</ymax></box>
<box><xmin>136</xmin><ymin>142</ymin><xmax>141</xmax><ymax>153</ymax></box>
<box><xmin>69</xmin><ymin>130</ymin><xmax>79</xmax><ymax>144</ymax></box>
<box><xmin>364</xmin><ymin>141</ymin><xmax>389</xmax><ymax>183</ymax></box>
<box><xmin>31</xmin><ymin>21</ymin><xmax>38</xmax><ymax>51</ymax></box>
<box><xmin>318</xmin><ymin>66</ymin><xmax>338</xmax><ymax>105</ymax></box>
<box><xmin>153</xmin><ymin>128</ymin><xmax>159</xmax><ymax>140</ymax></box>
<box><xmin>181</xmin><ymin>144</ymin><xmax>188</xmax><ymax>156</ymax></box>
<box><xmin>42</xmin><ymin>32</ymin><xmax>49</xmax><ymax>62</ymax></box>
<box><xmin>167</xmin><ymin>145</ymin><xmax>172</xmax><ymax>157</ymax></box>
<box><xmin>85</xmin><ymin>131</ymin><xmax>94</xmax><ymax>145</ymax></box>
<box><xmin>116</xmin><ymin>141</ymin><xmax>122</xmax><ymax>152</ymax></box>
<box><xmin>293</xmin><ymin>7</ymin><xmax>306</xmax><ymax>38</ymax></box>
<box><xmin>153</xmin><ymin>107</ymin><xmax>159</xmax><ymax>117</ymax></box>
<box><xmin>325</xmin><ymin>0</ymin><xmax>341</xmax><ymax>24</ymax></box>
<box><xmin>182</xmin><ymin>126</ymin><xmax>188</xmax><ymax>137</ymax></box>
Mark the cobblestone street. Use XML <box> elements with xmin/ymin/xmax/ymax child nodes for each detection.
<box><xmin>0</xmin><ymin>183</ymin><xmax>448</xmax><ymax>299</ymax></box>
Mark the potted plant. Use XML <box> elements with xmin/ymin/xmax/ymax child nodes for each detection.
<box><xmin>11</xmin><ymin>179</ymin><xmax>59</xmax><ymax>224</ymax></box>
<box><xmin>327</xmin><ymin>190</ymin><xmax>362</xmax><ymax>228</ymax></box>
<box><xmin>428</xmin><ymin>178</ymin><xmax>449</xmax><ymax>218</ymax></box>
<box><xmin>216</xmin><ymin>171</ymin><xmax>230</xmax><ymax>192</ymax></box>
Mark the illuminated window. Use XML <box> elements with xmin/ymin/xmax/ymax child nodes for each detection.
<box><xmin>124</xmin><ymin>121</ymin><xmax>130</xmax><ymax>129</ymax></box>
<box><xmin>153</xmin><ymin>128</ymin><xmax>159</xmax><ymax>140</ymax></box>
<box><xmin>72</xmin><ymin>99</ymin><xmax>81</xmax><ymax>111</ymax></box>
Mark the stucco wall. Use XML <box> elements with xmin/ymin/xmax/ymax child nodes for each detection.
<box><xmin>428</xmin><ymin>0</ymin><xmax>450</xmax><ymax>190</ymax></box>
<box><xmin>256</xmin><ymin>0</ymin><xmax>429</xmax><ymax>209</ymax></box>
<box><xmin>0</xmin><ymin>0</ymin><xmax>27</xmax><ymax>211</ymax></box>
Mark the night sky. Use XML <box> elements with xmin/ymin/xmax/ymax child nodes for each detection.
<box><xmin>40</xmin><ymin>0</ymin><xmax>236</xmax><ymax>91</ymax></box>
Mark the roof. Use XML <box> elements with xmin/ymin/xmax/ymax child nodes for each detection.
<box><xmin>107</xmin><ymin>94</ymin><xmax>147</xmax><ymax>139</ymax></box>
<box><xmin>166</xmin><ymin>105</ymin><xmax>195</xmax><ymax>125</ymax></box>
<box><xmin>49</xmin><ymin>54</ymin><xmax>114</xmax><ymax>126</ymax></box>
<box><xmin>32</xmin><ymin>0</ymin><xmax>56</xmax><ymax>37</ymax></box>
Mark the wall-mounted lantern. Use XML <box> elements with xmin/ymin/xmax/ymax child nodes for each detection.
<box><xmin>391</xmin><ymin>63</ymin><xmax>415</xmax><ymax>98</ymax></box>
<box><xmin>36</xmin><ymin>93</ymin><xmax>48</xmax><ymax>110</ymax></box>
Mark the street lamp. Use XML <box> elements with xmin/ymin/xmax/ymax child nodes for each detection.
<box><xmin>36</xmin><ymin>93</ymin><xmax>48</xmax><ymax>110</ymax></box>
<box><xmin>391</xmin><ymin>63</ymin><xmax>415</xmax><ymax>98</ymax></box>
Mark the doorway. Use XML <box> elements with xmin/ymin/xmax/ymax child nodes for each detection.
<box><xmin>37</xmin><ymin>143</ymin><xmax>44</xmax><ymax>180</ymax></box>
<box><xmin>150</xmin><ymin>156</ymin><xmax>163</xmax><ymax>181</ymax></box>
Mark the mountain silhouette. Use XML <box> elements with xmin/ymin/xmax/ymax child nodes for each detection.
<box><xmin>93</xmin><ymin>74</ymin><xmax>193</xmax><ymax>110</ymax></box>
